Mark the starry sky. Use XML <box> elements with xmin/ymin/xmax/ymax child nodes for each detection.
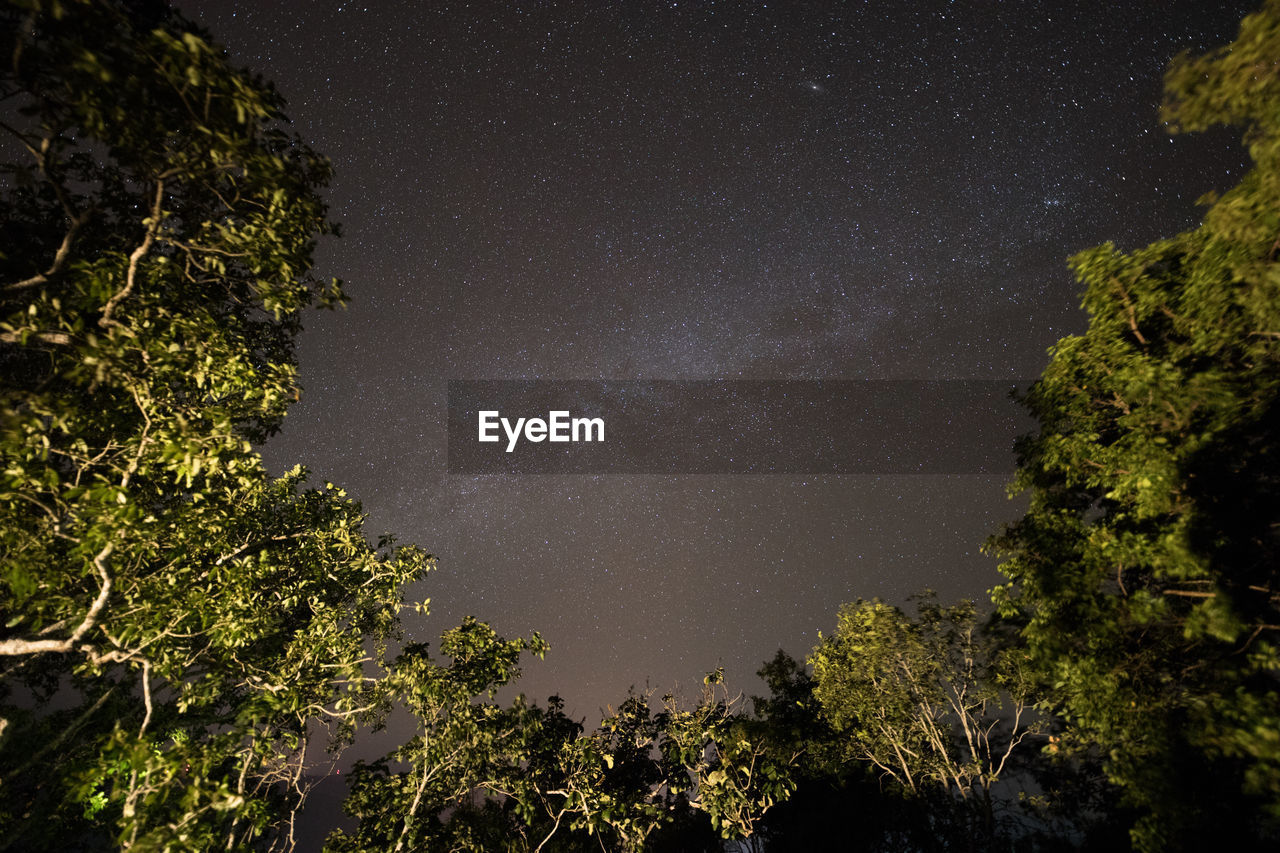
<box><xmin>179</xmin><ymin>0</ymin><xmax>1254</xmax><ymax>727</ymax></box>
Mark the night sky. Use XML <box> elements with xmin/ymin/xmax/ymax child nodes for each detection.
<box><xmin>180</xmin><ymin>0</ymin><xmax>1254</xmax><ymax>728</ymax></box>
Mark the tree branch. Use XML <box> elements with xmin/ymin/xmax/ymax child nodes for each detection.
<box><xmin>0</xmin><ymin>687</ymin><xmax>116</xmax><ymax>783</ymax></box>
<box><xmin>0</xmin><ymin>126</ymin><xmax>97</xmax><ymax>293</ymax></box>
<box><xmin>101</xmin><ymin>180</ymin><xmax>164</xmax><ymax>328</ymax></box>
<box><xmin>139</xmin><ymin>660</ymin><xmax>154</xmax><ymax>736</ymax></box>
<box><xmin>0</xmin><ymin>329</ymin><xmax>73</xmax><ymax>345</ymax></box>
<box><xmin>0</xmin><ymin>543</ymin><xmax>114</xmax><ymax>656</ymax></box>
<box><xmin>1110</xmin><ymin>275</ymin><xmax>1148</xmax><ymax>346</ymax></box>
<box><xmin>214</xmin><ymin>531</ymin><xmax>307</xmax><ymax>566</ymax></box>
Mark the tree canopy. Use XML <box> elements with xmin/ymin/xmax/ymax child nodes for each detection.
<box><xmin>0</xmin><ymin>6</ymin><xmax>795</xmax><ymax>849</ymax></box>
<box><xmin>989</xmin><ymin>2</ymin><xmax>1280</xmax><ymax>848</ymax></box>
<box><xmin>809</xmin><ymin>596</ymin><xmax>1041</xmax><ymax>845</ymax></box>
<box><xmin>0</xmin><ymin>1</ymin><xmax>434</xmax><ymax>847</ymax></box>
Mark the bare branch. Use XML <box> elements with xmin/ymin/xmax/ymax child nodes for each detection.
<box><xmin>0</xmin><ymin>687</ymin><xmax>116</xmax><ymax>784</ymax></box>
<box><xmin>140</xmin><ymin>660</ymin><xmax>154</xmax><ymax>736</ymax></box>
<box><xmin>1163</xmin><ymin>589</ymin><xmax>1216</xmax><ymax>599</ymax></box>
<box><xmin>1109</xmin><ymin>275</ymin><xmax>1148</xmax><ymax>346</ymax></box>
<box><xmin>101</xmin><ymin>180</ymin><xmax>164</xmax><ymax>328</ymax></box>
<box><xmin>0</xmin><ymin>330</ymin><xmax>72</xmax><ymax>345</ymax></box>
<box><xmin>214</xmin><ymin>532</ymin><xmax>306</xmax><ymax>566</ymax></box>
<box><xmin>1</xmin><ymin>127</ymin><xmax>95</xmax><ymax>292</ymax></box>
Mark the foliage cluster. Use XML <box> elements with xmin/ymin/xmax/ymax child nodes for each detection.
<box><xmin>0</xmin><ymin>0</ymin><xmax>428</xmax><ymax>848</ymax></box>
<box><xmin>988</xmin><ymin>2</ymin><xmax>1280</xmax><ymax>848</ymax></box>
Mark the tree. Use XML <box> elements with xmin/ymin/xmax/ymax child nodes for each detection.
<box><xmin>540</xmin><ymin>691</ymin><xmax>675</xmax><ymax>851</ymax></box>
<box><xmin>0</xmin><ymin>1</ymin><xmax>429</xmax><ymax>848</ymax></box>
<box><xmin>656</xmin><ymin>669</ymin><xmax>800</xmax><ymax>843</ymax></box>
<box><xmin>325</xmin><ymin>619</ymin><xmax>549</xmax><ymax>853</ymax></box>
<box><xmin>341</xmin><ymin>673</ymin><xmax>801</xmax><ymax>853</ymax></box>
<box><xmin>2</xmin><ymin>5</ymin><xmax>793</xmax><ymax>851</ymax></box>
<box><xmin>988</xmin><ymin>2</ymin><xmax>1280</xmax><ymax>848</ymax></box>
<box><xmin>809</xmin><ymin>596</ymin><xmax>1041</xmax><ymax>844</ymax></box>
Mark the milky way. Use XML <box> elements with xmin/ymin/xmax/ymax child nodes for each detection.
<box><xmin>182</xmin><ymin>0</ymin><xmax>1254</xmax><ymax>728</ymax></box>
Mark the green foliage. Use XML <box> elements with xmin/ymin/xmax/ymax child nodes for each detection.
<box><xmin>656</xmin><ymin>670</ymin><xmax>800</xmax><ymax>840</ymax></box>
<box><xmin>989</xmin><ymin>2</ymin><xmax>1280</xmax><ymax>848</ymax></box>
<box><xmin>518</xmin><ymin>676</ymin><xmax>800</xmax><ymax>849</ymax></box>
<box><xmin>537</xmin><ymin>692</ymin><xmax>674</xmax><ymax>850</ymax></box>
<box><xmin>0</xmin><ymin>5</ymin><xmax>798</xmax><ymax>850</ymax></box>
<box><xmin>809</xmin><ymin>595</ymin><xmax>1041</xmax><ymax>842</ymax></box>
<box><xmin>329</xmin><ymin>670</ymin><xmax>801</xmax><ymax>852</ymax></box>
<box><xmin>506</xmin><ymin>682</ymin><xmax>794</xmax><ymax>850</ymax></box>
<box><xmin>324</xmin><ymin>619</ymin><xmax>550</xmax><ymax>853</ymax></box>
<box><xmin>747</xmin><ymin>645</ymin><xmax>1090</xmax><ymax>852</ymax></box>
<box><xmin>0</xmin><ymin>1</ymin><xmax>427</xmax><ymax>848</ymax></box>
